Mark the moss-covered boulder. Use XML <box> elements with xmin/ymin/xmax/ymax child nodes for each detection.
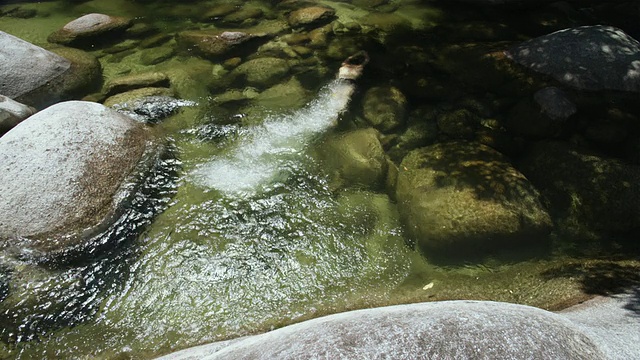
<box><xmin>287</xmin><ymin>6</ymin><xmax>335</xmax><ymax>28</ymax></box>
<box><xmin>520</xmin><ymin>141</ymin><xmax>640</xmax><ymax>240</ymax></box>
<box><xmin>254</xmin><ymin>77</ymin><xmax>310</xmax><ymax>110</ymax></box>
<box><xmin>317</xmin><ymin>128</ymin><xmax>389</xmax><ymax>191</ymax></box>
<box><xmin>396</xmin><ymin>141</ymin><xmax>552</xmax><ymax>258</ymax></box>
<box><xmin>229</xmin><ymin>57</ymin><xmax>291</xmax><ymax>89</ymax></box>
<box><xmin>362</xmin><ymin>86</ymin><xmax>407</xmax><ymax>133</ymax></box>
<box><xmin>104</xmin><ymin>72</ymin><xmax>170</xmax><ymax>97</ymax></box>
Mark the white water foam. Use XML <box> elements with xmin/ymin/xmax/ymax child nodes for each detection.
<box><xmin>192</xmin><ymin>79</ymin><xmax>355</xmax><ymax>195</ymax></box>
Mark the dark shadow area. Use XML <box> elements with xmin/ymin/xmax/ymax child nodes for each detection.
<box><xmin>542</xmin><ymin>261</ymin><xmax>640</xmax><ymax>315</ymax></box>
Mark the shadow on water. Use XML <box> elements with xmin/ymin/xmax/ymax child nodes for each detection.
<box><xmin>0</xmin><ymin>144</ymin><xmax>179</xmax><ymax>345</ymax></box>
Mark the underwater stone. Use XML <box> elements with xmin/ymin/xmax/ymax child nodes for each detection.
<box><xmin>520</xmin><ymin>141</ymin><xmax>640</xmax><ymax>240</ymax></box>
<box><xmin>396</xmin><ymin>141</ymin><xmax>552</xmax><ymax>258</ymax></box>
<box><xmin>48</xmin><ymin>13</ymin><xmax>132</xmax><ymax>47</ymax></box>
<box><xmin>230</xmin><ymin>57</ymin><xmax>291</xmax><ymax>89</ymax></box>
<box><xmin>104</xmin><ymin>72</ymin><xmax>170</xmax><ymax>97</ymax></box>
<box><xmin>176</xmin><ymin>30</ymin><xmax>265</xmax><ymax>59</ymax></box>
<box><xmin>140</xmin><ymin>45</ymin><xmax>176</xmax><ymax>65</ymax></box>
<box><xmin>317</xmin><ymin>128</ymin><xmax>388</xmax><ymax>191</ymax></box>
<box><xmin>104</xmin><ymin>87</ymin><xmax>175</xmax><ymax>108</ymax></box>
<box><xmin>362</xmin><ymin>86</ymin><xmax>407</xmax><ymax>133</ymax></box>
<box><xmin>287</xmin><ymin>6</ymin><xmax>336</xmax><ymax>28</ymax></box>
<box><xmin>0</xmin><ymin>101</ymin><xmax>153</xmax><ymax>257</ymax></box>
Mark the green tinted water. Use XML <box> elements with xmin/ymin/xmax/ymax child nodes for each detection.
<box><xmin>1</xmin><ymin>0</ymin><xmax>639</xmax><ymax>359</ymax></box>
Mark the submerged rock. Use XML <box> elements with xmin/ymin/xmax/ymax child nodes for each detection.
<box><xmin>287</xmin><ymin>6</ymin><xmax>335</xmax><ymax>28</ymax></box>
<box><xmin>104</xmin><ymin>72</ymin><xmax>170</xmax><ymax>97</ymax></box>
<box><xmin>157</xmin><ymin>301</ymin><xmax>606</xmax><ymax>360</ymax></box>
<box><xmin>507</xmin><ymin>25</ymin><xmax>640</xmax><ymax>92</ymax></box>
<box><xmin>317</xmin><ymin>128</ymin><xmax>389</xmax><ymax>191</ymax></box>
<box><xmin>520</xmin><ymin>141</ymin><xmax>640</xmax><ymax>240</ymax></box>
<box><xmin>110</xmin><ymin>95</ymin><xmax>197</xmax><ymax>124</ymax></box>
<box><xmin>362</xmin><ymin>86</ymin><xmax>407</xmax><ymax>133</ymax></box>
<box><xmin>48</xmin><ymin>13</ymin><xmax>132</xmax><ymax>47</ymax></box>
<box><xmin>0</xmin><ymin>95</ymin><xmax>36</xmax><ymax>134</ymax></box>
<box><xmin>229</xmin><ymin>57</ymin><xmax>291</xmax><ymax>89</ymax></box>
<box><xmin>0</xmin><ymin>101</ymin><xmax>155</xmax><ymax>257</ymax></box>
<box><xmin>396</xmin><ymin>141</ymin><xmax>552</xmax><ymax>258</ymax></box>
<box><xmin>176</xmin><ymin>30</ymin><xmax>266</xmax><ymax>59</ymax></box>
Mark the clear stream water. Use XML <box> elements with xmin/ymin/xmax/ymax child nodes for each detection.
<box><xmin>1</xmin><ymin>0</ymin><xmax>639</xmax><ymax>359</ymax></box>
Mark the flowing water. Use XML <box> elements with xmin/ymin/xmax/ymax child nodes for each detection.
<box><xmin>1</xmin><ymin>0</ymin><xmax>639</xmax><ymax>359</ymax></box>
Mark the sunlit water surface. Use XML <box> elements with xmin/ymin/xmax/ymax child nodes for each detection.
<box><xmin>1</xmin><ymin>0</ymin><xmax>639</xmax><ymax>359</ymax></box>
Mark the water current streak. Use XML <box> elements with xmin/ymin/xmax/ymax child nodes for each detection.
<box><xmin>192</xmin><ymin>79</ymin><xmax>355</xmax><ymax>195</ymax></box>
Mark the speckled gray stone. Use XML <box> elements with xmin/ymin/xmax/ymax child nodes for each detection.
<box><xmin>0</xmin><ymin>101</ymin><xmax>152</xmax><ymax>255</ymax></box>
<box><xmin>157</xmin><ymin>300</ymin><xmax>606</xmax><ymax>360</ymax></box>
<box><xmin>0</xmin><ymin>31</ymin><xmax>71</xmax><ymax>99</ymax></box>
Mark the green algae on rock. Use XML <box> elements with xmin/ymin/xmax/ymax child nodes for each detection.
<box><xmin>396</xmin><ymin>141</ymin><xmax>552</xmax><ymax>259</ymax></box>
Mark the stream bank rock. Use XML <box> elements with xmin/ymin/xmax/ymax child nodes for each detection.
<box><xmin>0</xmin><ymin>95</ymin><xmax>36</xmax><ymax>134</ymax></box>
<box><xmin>0</xmin><ymin>101</ymin><xmax>155</xmax><ymax>257</ymax></box>
<box><xmin>157</xmin><ymin>301</ymin><xmax>606</xmax><ymax>360</ymax></box>
<box><xmin>507</xmin><ymin>25</ymin><xmax>640</xmax><ymax>92</ymax></box>
<box><xmin>396</xmin><ymin>141</ymin><xmax>552</xmax><ymax>257</ymax></box>
<box><xmin>48</xmin><ymin>13</ymin><xmax>132</xmax><ymax>47</ymax></box>
<box><xmin>520</xmin><ymin>141</ymin><xmax>640</xmax><ymax>240</ymax></box>
<box><xmin>0</xmin><ymin>31</ymin><xmax>102</xmax><ymax>108</ymax></box>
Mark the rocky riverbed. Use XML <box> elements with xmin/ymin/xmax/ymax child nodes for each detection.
<box><xmin>1</xmin><ymin>0</ymin><xmax>639</xmax><ymax>358</ymax></box>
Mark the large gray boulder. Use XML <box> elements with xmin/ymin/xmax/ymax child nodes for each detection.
<box><xmin>0</xmin><ymin>31</ymin><xmax>102</xmax><ymax>108</ymax></box>
<box><xmin>507</xmin><ymin>26</ymin><xmax>640</xmax><ymax>92</ymax></box>
<box><xmin>157</xmin><ymin>300</ymin><xmax>606</xmax><ymax>360</ymax></box>
<box><xmin>0</xmin><ymin>101</ymin><xmax>154</xmax><ymax>256</ymax></box>
<box><xmin>0</xmin><ymin>31</ymin><xmax>70</xmax><ymax>101</ymax></box>
<box><xmin>396</xmin><ymin>141</ymin><xmax>552</xmax><ymax>256</ymax></box>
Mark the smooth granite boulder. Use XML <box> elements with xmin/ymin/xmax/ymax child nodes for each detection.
<box><xmin>156</xmin><ymin>300</ymin><xmax>606</xmax><ymax>360</ymax></box>
<box><xmin>0</xmin><ymin>31</ymin><xmax>70</xmax><ymax>102</ymax></box>
<box><xmin>0</xmin><ymin>101</ymin><xmax>155</xmax><ymax>257</ymax></box>
<box><xmin>0</xmin><ymin>31</ymin><xmax>102</xmax><ymax>108</ymax></box>
<box><xmin>507</xmin><ymin>26</ymin><xmax>640</xmax><ymax>92</ymax></box>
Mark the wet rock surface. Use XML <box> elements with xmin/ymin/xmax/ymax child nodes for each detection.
<box><xmin>0</xmin><ymin>101</ymin><xmax>153</xmax><ymax>256</ymax></box>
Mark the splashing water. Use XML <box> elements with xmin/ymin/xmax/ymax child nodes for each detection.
<box><xmin>192</xmin><ymin>79</ymin><xmax>355</xmax><ymax>194</ymax></box>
